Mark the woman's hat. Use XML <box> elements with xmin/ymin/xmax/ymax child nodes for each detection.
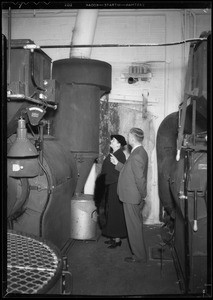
<box><xmin>111</xmin><ymin>134</ymin><xmax>127</xmax><ymax>146</ymax></box>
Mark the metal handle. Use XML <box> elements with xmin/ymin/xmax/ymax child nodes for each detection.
<box><xmin>61</xmin><ymin>270</ymin><xmax>73</xmax><ymax>295</ymax></box>
<box><xmin>91</xmin><ymin>209</ymin><xmax>98</xmax><ymax>220</ymax></box>
<box><xmin>61</xmin><ymin>256</ymin><xmax>73</xmax><ymax>295</ymax></box>
<box><xmin>193</xmin><ymin>190</ymin><xmax>198</xmax><ymax>232</ymax></box>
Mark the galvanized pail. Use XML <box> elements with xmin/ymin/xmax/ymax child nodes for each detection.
<box><xmin>70</xmin><ymin>195</ymin><xmax>98</xmax><ymax>240</ymax></box>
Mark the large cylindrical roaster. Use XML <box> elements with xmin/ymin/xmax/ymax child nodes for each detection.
<box><xmin>51</xmin><ymin>58</ymin><xmax>111</xmax><ymax>240</ymax></box>
<box><xmin>6</xmin><ymin>36</ymin><xmax>112</xmax><ymax>246</ymax></box>
<box><xmin>8</xmin><ymin>134</ymin><xmax>78</xmax><ymax>249</ymax></box>
<box><xmin>157</xmin><ymin>112</ymin><xmax>207</xmax><ymax>294</ymax></box>
<box><xmin>52</xmin><ymin>58</ymin><xmax>111</xmax><ymax>195</ymax></box>
<box><xmin>156</xmin><ymin>112</ymin><xmax>179</xmax><ymax>219</ymax></box>
<box><xmin>156</xmin><ymin>33</ymin><xmax>209</xmax><ymax>294</ymax></box>
<box><xmin>6</xmin><ymin>38</ymin><xmax>80</xmax><ymax>250</ymax></box>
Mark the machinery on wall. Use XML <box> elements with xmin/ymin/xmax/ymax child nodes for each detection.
<box><xmin>5</xmin><ymin>35</ymin><xmax>111</xmax><ymax>250</ymax></box>
<box><xmin>156</xmin><ymin>32</ymin><xmax>210</xmax><ymax>295</ymax></box>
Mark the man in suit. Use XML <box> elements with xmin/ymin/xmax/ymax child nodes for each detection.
<box><xmin>110</xmin><ymin>127</ymin><xmax>148</xmax><ymax>263</ymax></box>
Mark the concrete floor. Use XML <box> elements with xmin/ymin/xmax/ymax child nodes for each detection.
<box><xmin>61</xmin><ymin>224</ymin><xmax>182</xmax><ymax>297</ymax></box>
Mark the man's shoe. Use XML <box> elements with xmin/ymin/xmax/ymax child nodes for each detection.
<box><xmin>104</xmin><ymin>239</ymin><xmax>114</xmax><ymax>245</ymax></box>
<box><xmin>124</xmin><ymin>256</ymin><xmax>143</xmax><ymax>263</ymax></box>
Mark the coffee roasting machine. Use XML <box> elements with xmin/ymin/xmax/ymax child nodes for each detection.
<box><xmin>156</xmin><ymin>32</ymin><xmax>210</xmax><ymax>295</ymax></box>
<box><xmin>4</xmin><ymin>33</ymin><xmax>112</xmax><ymax>294</ymax></box>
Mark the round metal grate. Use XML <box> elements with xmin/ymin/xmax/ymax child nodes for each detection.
<box><xmin>7</xmin><ymin>230</ymin><xmax>63</xmax><ymax>294</ymax></box>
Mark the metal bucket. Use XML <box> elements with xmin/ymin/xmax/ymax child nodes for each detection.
<box><xmin>70</xmin><ymin>195</ymin><xmax>98</xmax><ymax>240</ymax></box>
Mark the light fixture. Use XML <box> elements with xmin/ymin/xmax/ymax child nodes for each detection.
<box><xmin>7</xmin><ymin>117</ymin><xmax>40</xmax><ymax>177</ymax></box>
<box><xmin>7</xmin><ymin>117</ymin><xmax>38</xmax><ymax>157</ymax></box>
<box><xmin>128</xmin><ymin>77</ymin><xmax>138</xmax><ymax>84</ymax></box>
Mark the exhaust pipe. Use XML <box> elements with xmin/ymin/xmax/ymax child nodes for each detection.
<box><xmin>70</xmin><ymin>9</ymin><xmax>99</xmax><ymax>58</ymax></box>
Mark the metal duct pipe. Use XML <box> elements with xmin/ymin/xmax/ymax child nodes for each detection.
<box><xmin>70</xmin><ymin>9</ymin><xmax>98</xmax><ymax>58</ymax></box>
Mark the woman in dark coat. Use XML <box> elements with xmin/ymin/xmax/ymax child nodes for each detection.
<box><xmin>101</xmin><ymin>134</ymin><xmax>127</xmax><ymax>248</ymax></box>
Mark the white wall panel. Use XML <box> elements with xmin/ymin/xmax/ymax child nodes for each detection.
<box><xmin>196</xmin><ymin>13</ymin><xmax>211</xmax><ymax>36</ymax></box>
<box><xmin>2</xmin><ymin>10</ymin><xmax>76</xmax><ymax>61</ymax></box>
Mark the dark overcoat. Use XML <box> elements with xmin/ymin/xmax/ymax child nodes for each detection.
<box><xmin>101</xmin><ymin>148</ymin><xmax>127</xmax><ymax>238</ymax></box>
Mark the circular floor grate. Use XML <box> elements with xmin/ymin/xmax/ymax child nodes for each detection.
<box><xmin>7</xmin><ymin>230</ymin><xmax>62</xmax><ymax>294</ymax></box>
